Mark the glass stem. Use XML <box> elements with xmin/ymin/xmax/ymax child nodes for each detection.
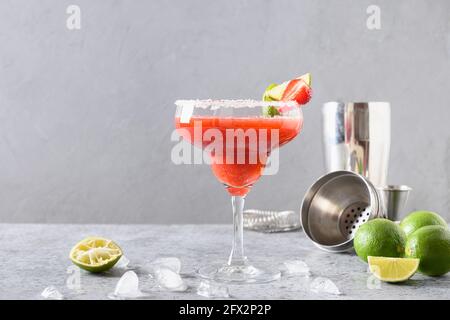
<box><xmin>228</xmin><ymin>195</ymin><xmax>247</xmax><ymax>266</ymax></box>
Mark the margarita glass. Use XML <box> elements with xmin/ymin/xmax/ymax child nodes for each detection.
<box><xmin>175</xmin><ymin>99</ymin><xmax>303</xmax><ymax>283</ymax></box>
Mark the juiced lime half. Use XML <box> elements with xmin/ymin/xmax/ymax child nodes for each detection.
<box><xmin>69</xmin><ymin>237</ymin><xmax>122</xmax><ymax>273</ymax></box>
<box><xmin>368</xmin><ymin>256</ymin><xmax>419</xmax><ymax>283</ymax></box>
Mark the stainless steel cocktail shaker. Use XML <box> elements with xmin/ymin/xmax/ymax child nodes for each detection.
<box><xmin>300</xmin><ymin>102</ymin><xmax>392</xmax><ymax>252</ymax></box>
<box><xmin>322</xmin><ymin>102</ymin><xmax>391</xmax><ymax>187</ymax></box>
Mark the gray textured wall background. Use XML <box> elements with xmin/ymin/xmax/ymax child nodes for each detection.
<box><xmin>0</xmin><ymin>0</ymin><xmax>449</xmax><ymax>223</ymax></box>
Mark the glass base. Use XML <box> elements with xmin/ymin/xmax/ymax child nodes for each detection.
<box><xmin>197</xmin><ymin>262</ymin><xmax>281</xmax><ymax>284</ymax></box>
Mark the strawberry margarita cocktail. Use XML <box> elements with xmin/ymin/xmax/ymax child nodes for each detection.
<box><xmin>174</xmin><ymin>74</ymin><xmax>312</xmax><ymax>283</ymax></box>
<box><xmin>175</xmin><ymin>115</ymin><xmax>302</xmax><ymax>196</ymax></box>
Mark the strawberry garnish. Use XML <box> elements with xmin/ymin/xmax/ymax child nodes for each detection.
<box><xmin>281</xmin><ymin>78</ymin><xmax>312</xmax><ymax>105</ymax></box>
<box><xmin>262</xmin><ymin>73</ymin><xmax>312</xmax><ymax>117</ymax></box>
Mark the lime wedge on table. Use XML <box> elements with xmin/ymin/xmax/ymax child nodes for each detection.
<box><xmin>368</xmin><ymin>256</ymin><xmax>419</xmax><ymax>283</ymax></box>
<box><xmin>70</xmin><ymin>237</ymin><xmax>122</xmax><ymax>272</ymax></box>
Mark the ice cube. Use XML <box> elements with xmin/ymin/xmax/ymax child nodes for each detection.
<box><xmin>197</xmin><ymin>281</ymin><xmax>230</xmax><ymax>298</ymax></box>
<box><xmin>115</xmin><ymin>256</ymin><xmax>130</xmax><ymax>269</ymax></box>
<box><xmin>310</xmin><ymin>277</ymin><xmax>342</xmax><ymax>295</ymax></box>
<box><xmin>150</xmin><ymin>257</ymin><xmax>181</xmax><ymax>273</ymax></box>
<box><xmin>41</xmin><ymin>286</ymin><xmax>64</xmax><ymax>300</ymax></box>
<box><xmin>283</xmin><ymin>260</ymin><xmax>310</xmax><ymax>275</ymax></box>
<box><xmin>113</xmin><ymin>271</ymin><xmax>144</xmax><ymax>298</ymax></box>
<box><xmin>154</xmin><ymin>267</ymin><xmax>187</xmax><ymax>292</ymax></box>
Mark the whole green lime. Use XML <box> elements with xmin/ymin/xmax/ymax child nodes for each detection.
<box><xmin>400</xmin><ymin>210</ymin><xmax>447</xmax><ymax>237</ymax></box>
<box><xmin>405</xmin><ymin>225</ymin><xmax>450</xmax><ymax>276</ymax></box>
<box><xmin>354</xmin><ymin>218</ymin><xmax>406</xmax><ymax>263</ymax></box>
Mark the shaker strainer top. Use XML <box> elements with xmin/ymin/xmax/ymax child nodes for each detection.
<box><xmin>339</xmin><ymin>202</ymin><xmax>372</xmax><ymax>239</ymax></box>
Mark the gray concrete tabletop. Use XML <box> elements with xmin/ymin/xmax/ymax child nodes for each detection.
<box><xmin>0</xmin><ymin>224</ymin><xmax>448</xmax><ymax>300</ymax></box>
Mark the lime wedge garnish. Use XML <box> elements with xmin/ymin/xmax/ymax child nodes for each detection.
<box><xmin>368</xmin><ymin>256</ymin><xmax>419</xmax><ymax>283</ymax></box>
<box><xmin>262</xmin><ymin>83</ymin><xmax>278</xmax><ymax>102</ymax></box>
<box><xmin>69</xmin><ymin>237</ymin><xmax>122</xmax><ymax>273</ymax></box>
<box><xmin>262</xmin><ymin>83</ymin><xmax>280</xmax><ymax>117</ymax></box>
<box><xmin>298</xmin><ymin>72</ymin><xmax>311</xmax><ymax>86</ymax></box>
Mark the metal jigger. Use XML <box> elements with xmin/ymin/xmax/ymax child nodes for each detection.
<box><xmin>376</xmin><ymin>185</ymin><xmax>412</xmax><ymax>221</ymax></box>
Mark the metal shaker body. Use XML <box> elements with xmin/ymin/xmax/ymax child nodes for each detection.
<box><xmin>322</xmin><ymin>102</ymin><xmax>391</xmax><ymax>187</ymax></box>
